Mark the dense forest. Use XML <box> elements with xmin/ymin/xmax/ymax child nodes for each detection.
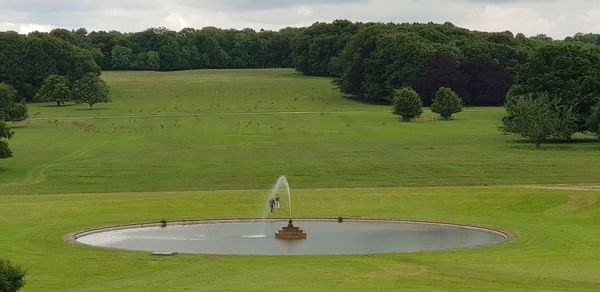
<box><xmin>1</xmin><ymin>20</ymin><xmax>599</xmax><ymax>106</ymax></box>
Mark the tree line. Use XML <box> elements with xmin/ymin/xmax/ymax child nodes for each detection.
<box><xmin>2</xmin><ymin>20</ymin><xmax>598</xmax><ymax>105</ymax></box>
<box><xmin>501</xmin><ymin>42</ymin><xmax>600</xmax><ymax>147</ymax></box>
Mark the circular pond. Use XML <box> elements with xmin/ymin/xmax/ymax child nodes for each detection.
<box><xmin>74</xmin><ymin>220</ymin><xmax>508</xmax><ymax>255</ymax></box>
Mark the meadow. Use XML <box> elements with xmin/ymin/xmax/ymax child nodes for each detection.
<box><xmin>1</xmin><ymin>69</ymin><xmax>599</xmax><ymax>291</ymax></box>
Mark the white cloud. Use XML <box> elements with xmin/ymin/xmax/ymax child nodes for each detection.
<box><xmin>165</xmin><ymin>12</ymin><xmax>190</xmax><ymax>30</ymax></box>
<box><xmin>19</xmin><ymin>23</ymin><xmax>54</xmax><ymax>34</ymax></box>
<box><xmin>0</xmin><ymin>22</ymin><xmax>53</xmax><ymax>34</ymax></box>
<box><xmin>459</xmin><ymin>4</ymin><xmax>558</xmax><ymax>35</ymax></box>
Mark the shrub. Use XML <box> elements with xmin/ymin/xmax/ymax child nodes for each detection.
<box><xmin>3</xmin><ymin>102</ymin><xmax>28</xmax><ymax>123</ymax></box>
<box><xmin>392</xmin><ymin>87</ymin><xmax>423</xmax><ymax>121</ymax></box>
<box><xmin>431</xmin><ymin>87</ymin><xmax>463</xmax><ymax>120</ymax></box>
<box><xmin>0</xmin><ymin>258</ymin><xmax>25</xmax><ymax>292</ymax></box>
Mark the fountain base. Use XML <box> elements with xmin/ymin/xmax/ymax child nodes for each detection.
<box><xmin>275</xmin><ymin>220</ymin><xmax>307</xmax><ymax>240</ymax></box>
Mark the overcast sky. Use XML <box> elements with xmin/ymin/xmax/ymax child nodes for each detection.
<box><xmin>1</xmin><ymin>0</ymin><xmax>599</xmax><ymax>39</ymax></box>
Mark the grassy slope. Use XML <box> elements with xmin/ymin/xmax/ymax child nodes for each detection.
<box><xmin>2</xmin><ymin>69</ymin><xmax>600</xmax><ymax>195</ymax></box>
<box><xmin>0</xmin><ymin>69</ymin><xmax>599</xmax><ymax>291</ymax></box>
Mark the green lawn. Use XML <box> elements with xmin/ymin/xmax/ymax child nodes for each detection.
<box><xmin>1</xmin><ymin>69</ymin><xmax>599</xmax><ymax>291</ymax></box>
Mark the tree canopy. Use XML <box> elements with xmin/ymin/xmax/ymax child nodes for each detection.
<box><xmin>508</xmin><ymin>42</ymin><xmax>600</xmax><ymax>133</ymax></box>
<box><xmin>431</xmin><ymin>87</ymin><xmax>463</xmax><ymax>120</ymax></box>
<box><xmin>72</xmin><ymin>73</ymin><xmax>110</xmax><ymax>109</ymax></box>
<box><xmin>501</xmin><ymin>94</ymin><xmax>561</xmax><ymax>148</ymax></box>
<box><xmin>34</xmin><ymin>75</ymin><xmax>72</xmax><ymax>106</ymax></box>
<box><xmin>0</xmin><ymin>258</ymin><xmax>25</xmax><ymax>292</ymax></box>
<box><xmin>0</xmin><ymin>121</ymin><xmax>13</xmax><ymax>159</ymax></box>
<box><xmin>334</xmin><ymin>23</ymin><xmax>531</xmax><ymax>105</ymax></box>
<box><xmin>0</xmin><ymin>31</ymin><xmax>99</xmax><ymax>101</ymax></box>
<box><xmin>391</xmin><ymin>87</ymin><xmax>423</xmax><ymax>121</ymax></box>
<box><xmin>0</xmin><ymin>83</ymin><xmax>28</xmax><ymax>122</ymax></box>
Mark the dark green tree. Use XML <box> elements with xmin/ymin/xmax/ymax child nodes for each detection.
<box><xmin>587</xmin><ymin>103</ymin><xmax>600</xmax><ymax>138</ymax></box>
<box><xmin>431</xmin><ymin>87</ymin><xmax>463</xmax><ymax>120</ymax></box>
<box><xmin>3</xmin><ymin>102</ymin><xmax>28</xmax><ymax>123</ymax></box>
<box><xmin>0</xmin><ymin>121</ymin><xmax>13</xmax><ymax>159</ymax></box>
<box><xmin>0</xmin><ymin>83</ymin><xmax>27</xmax><ymax>122</ymax></box>
<box><xmin>292</xmin><ymin>20</ymin><xmax>359</xmax><ymax>76</ymax></box>
<box><xmin>72</xmin><ymin>73</ymin><xmax>110</xmax><ymax>109</ymax></box>
<box><xmin>34</xmin><ymin>75</ymin><xmax>71</xmax><ymax>106</ymax></box>
<box><xmin>132</xmin><ymin>51</ymin><xmax>160</xmax><ymax>70</ymax></box>
<box><xmin>0</xmin><ymin>82</ymin><xmax>15</xmax><ymax>110</ymax></box>
<box><xmin>111</xmin><ymin>45</ymin><xmax>134</xmax><ymax>70</ymax></box>
<box><xmin>392</xmin><ymin>87</ymin><xmax>423</xmax><ymax>121</ymax></box>
<box><xmin>0</xmin><ymin>258</ymin><xmax>25</xmax><ymax>292</ymax></box>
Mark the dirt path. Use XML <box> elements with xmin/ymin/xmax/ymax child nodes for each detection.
<box><xmin>526</xmin><ymin>184</ymin><xmax>600</xmax><ymax>191</ymax></box>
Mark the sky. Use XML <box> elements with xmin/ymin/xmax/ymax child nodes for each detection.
<box><xmin>1</xmin><ymin>0</ymin><xmax>599</xmax><ymax>39</ymax></box>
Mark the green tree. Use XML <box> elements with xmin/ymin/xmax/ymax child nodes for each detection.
<box><xmin>3</xmin><ymin>102</ymin><xmax>28</xmax><ymax>122</ymax></box>
<box><xmin>72</xmin><ymin>73</ymin><xmax>110</xmax><ymax>109</ymax></box>
<box><xmin>392</xmin><ymin>87</ymin><xmax>423</xmax><ymax>121</ymax></box>
<box><xmin>509</xmin><ymin>42</ymin><xmax>600</xmax><ymax>134</ymax></box>
<box><xmin>132</xmin><ymin>51</ymin><xmax>160</xmax><ymax>70</ymax></box>
<box><xmin>587</xmin><ymin>103</ymin><xmax>600</xmax><ymax>138</ymax></box>
<box><xmin>431</xmin><ymin>87</ymin><xmax>463</xmax><ymax>120</ymax></box>
<box><xmin>111</xmin><ymin>45</ymin><xmax>134</xmax><ymax>70</ymax></box>
<box><xmin>0</xmin><ymin>83</ymin><xmax>27</xmax><ymax>122</ymax></box>
<box><xmin>292</xmin><ymin>20</ymin><xmax>359</xmax><ymax>76</ymax></box>
<box><xmin>0</xmin><ymin>82</ymin><xmax>16</xmax><ymax>110</ymax></box>
<box><xmin>0</xmin><ymin>121</ymin><xmax>13</xmax><ymax>159</ymax></box>
<box><xmin>552</xmin><ymin>103</ymin><xmax>578</xmax><ymax>140</ymax></box>
<box><xmin>34</xmin><ymin>75</ymin><xmax>71</xmax><ymax>106</ymax></box>
<box><xmin>501</xmin><ymin>94</ymin><xmax>559</xmax><ymax>148</ymax></box>
<box><xmin>0</xmin><ymin>258</ymin><xmax>25</xmax><ymax>292</ymax></box>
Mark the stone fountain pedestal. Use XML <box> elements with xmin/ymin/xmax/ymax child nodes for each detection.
<box><xmin>275</xmin><ymin>220</ymin><xmax>307</xmax><ymax>240</ymax></box>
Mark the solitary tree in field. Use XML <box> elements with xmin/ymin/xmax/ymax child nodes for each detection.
<box><xmin>392</xmin><ymin>87</ymin><xmax>423</xmax><ymax>121</ymax></box>
<box><xmin>0</xmin><ymin>258</ymin><xmax>25</xmax><ymax>292</ymax></box>
<box><xmin>501</xmin><ymin>94</ymin><xmax>558</xmax><ymax>148</ymax></box>
<box><xmin>35</xmin><ymin>75</ymin><xmax>72</xmax><ymax>106</ymax></box>
<box><xmin>431</xmin><ymin>87</ymin><xmax>463</xmax><ymax>120</ymax></box>
<box><xmin>72</xmin><ymin>73</ymin><xmax>110</xmax><ymax>109</ymax></box>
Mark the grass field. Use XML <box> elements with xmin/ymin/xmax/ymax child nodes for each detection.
<box><xmin>1</xmin><ymin>69</ymin><xmax>600</xmax><ymax>291</ymax></box>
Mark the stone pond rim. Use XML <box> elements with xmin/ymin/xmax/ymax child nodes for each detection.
<box><xmin>64</xmin><ymin>218</ymin><xmax>516</xmax><ymax>255</ymax></box>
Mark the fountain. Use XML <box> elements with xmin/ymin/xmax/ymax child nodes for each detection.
<box><xmin>270</xmin><ymin>176</ymin><xmax>306</xmax><ymax>240</ymax></box>
<box><xmin>72</xmin><ymin>177</ymin><xmax>511</xmax><ymax>255</ymax></box>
